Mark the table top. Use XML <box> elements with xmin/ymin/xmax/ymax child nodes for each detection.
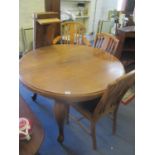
<box><xmin>20</xmin><ymin>45</ymin><xmax>125</xmax><ymax>102</ymax></box>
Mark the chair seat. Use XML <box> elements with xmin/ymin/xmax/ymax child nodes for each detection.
<box><xmin>72</xmin><ymin>97</ymin><xmax>101</xmax><ymax>119</ymax></box>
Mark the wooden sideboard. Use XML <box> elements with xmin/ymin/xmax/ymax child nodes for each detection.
<box><xmin>33</xmin><ymin>12</ymin><xmax>61</xmax><ymax>49</ymax></box>
<box><xmin>32</xmin><ymin>0</ymin><xmax>61</xmax><ymax>49</ymax></box>
<box><xmin>116</xmin><ymin>26</ymin><xmax>135</xmax><ymax>71</ymax></box>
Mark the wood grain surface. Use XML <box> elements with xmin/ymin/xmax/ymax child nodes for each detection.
<box><xmin>20</xmin><ymin>45</ymin><xmax>125</xmax><ymax>102</ymax></box>
<box><xmin>19</xmin><ymin>95</ymin><xmax>44</xmax><ymax>155</ymax></box>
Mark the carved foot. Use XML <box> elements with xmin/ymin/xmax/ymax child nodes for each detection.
<box><xmin>32</xmin><ymin>93</ymin><xmax>37</xmax><ymax>101</ymax></box>
<box><xmin>57</xmin><ymin>135</ymin><xmax>64</xmax><ymax>143</ymax></box>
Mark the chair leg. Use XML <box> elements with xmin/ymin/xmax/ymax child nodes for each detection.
<box><xmin>90</xmin><ymin>122</ymin><xmax>97</xmax><ymax>150</ymax></box>
<box><xmin>112</xmin><ymin>109</ymin><xmax>118</xmax><ymax>135</ymax></box>
<box><xmin>32</xmin><ymin>93</ymin><xmax>37</xmax><ymax>101</ymax></box>
<box><xmin>66</xmin><ymin>104</ymin><xmax>70</xmax><ymax>124</ymax></box>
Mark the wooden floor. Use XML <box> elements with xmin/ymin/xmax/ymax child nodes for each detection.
<box><xmin>20</xmin><ymin>83</ymin><xmax>135</xmax><ymax>155</ymax></box>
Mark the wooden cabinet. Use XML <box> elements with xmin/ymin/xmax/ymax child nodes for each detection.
<box><xmin>45</xmin><ymin>0</ymin><xmax>60</xmax><ymax>15</ymax></box>
<box><xmin>116</xmin><ymin>26</ymin><xmax>135</xmax><ymax>71</ymax></box>
<box><xmin>33</xmin><ymin>0</ymin><xmax>61</xmax><ymax>49</ymax></box>
<box><xmin>33</xmin><ymin>12</ymin><xmax>61</xmax><ymax>49</ymax></box>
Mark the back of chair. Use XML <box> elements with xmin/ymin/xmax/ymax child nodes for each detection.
<box><xmin>61</xmin><ymin>21</ymin><xmax>85</xmax><ymax>44</ymax></box>
<box><xmin>94</xmin><ymin>32</ymin><xmax>119</xmax><ymax>55</ymax></box>
<box><xmin>93</xmin><ymin>70</ymin><xmax>135</xmax><ymax>120</ymax></box>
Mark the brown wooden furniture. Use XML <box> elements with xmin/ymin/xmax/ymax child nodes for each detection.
<box><xmin>33</xmin><ymin>12</ymin><xmax>61</xmax><ymax>49</ymax></box>
<box><xmin>94</xmin><ymin>32</ymin><xmax>119</xmax><ymax>56</ymax></box>
<box><xmin>70</xmin><ymin>70</ymin><xmax>135</xmax><ymax>149</ymax></box>
<box><xmin>19</xmin><ymin>95</ymin><xmax>44</xmax><ymax>155</ymax></box>
<box><xmin>116</xmin><ymin>26</ymin><xmax>135</xmax><ymax>70</ymax></box>
<box><xmin>19</xmin><ymin>44</ymin><xmax>125</xmax><ymax>145</ymax></box>
<box><xmin>52</xmin><ymin>21</ymin><xmax>91</xmax><ymax>46</ymax></box>
<box><xmin>45</xmin><ymin>0</ymin><xmax>60</xmax><ymax>13</ymax></box>
<box><xmin>44</xmin><ymin>0</ymin><xmax>61</xmax><ymax>40</ymax></box>
<box><xmin>32</xmin><ymin>12</ymin><xmax>61</xmax><ymax>101</ymax></box>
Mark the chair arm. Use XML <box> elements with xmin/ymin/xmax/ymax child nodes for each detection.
<box><xmin>52</xmin><ymin>36</ymin><xmax>62</xmax><ymax>45</ymax></box>
<box><xmin>82</xmin><ymin>36</ymin><xmax>92</xmax><ymax>47</ymax></box>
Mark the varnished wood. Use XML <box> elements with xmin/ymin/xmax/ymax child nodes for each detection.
<box><xmin>44</xmin><ymin>0</ymin><xmax>61</xmax><ymax>39</ymax></box>
<box><xmin>90</xmin><ymin>122</ymin><xmax>96</xmax><ymax>150</ymax></box>
<box><xmin>53</xmin><ymin>101</ymin><xmax>67</xmax><ymax>143</ymax></box>
<box><xmin>20</xmin><ymin>45</ymin><xmax>125</xmax><ymax>102</ymax></box>
<box><xmin>33</xmin><ymin>12</ymin><xmax>60</xmax><ymax>49</ymax></box>
<box><xmin>20</xmin><ymin>44</ymin><xmax>125</xmax><ymax>144</ymax></box>
<box><xmin>32</xmin><ymin>93</ymin><xmax>37</xmax><ymax>101</ymax></box>
<box><xmin>112</xmin><ymin>106</ymin><xmax>118</xmax><ymax>135</ymax></box>
<box><xmin>45</xmin><ymin>0</ymin><xmax>60</xmax><ymax>15</ymax></box>
<box><xmin>94</xmin><ymin>32</ymin><xmax>119</xmax><ymax>56</ymax></box>
<box><xmin>34</xmin><ymin>12</ymin><xmax>58</xmax><ymax>19</ymax></box>
<box><xmin>52</xmin><ymin>21</ymin><xmax>91</xmax><ymax>46</ymax></box>
<box><xmin>37</xmin><ymin>18</ymin><xmax>61</xmax><ymax>25</ymax></box>
<box><xmin>116</xmin><ymin>26</ymin><xmax>135</xmax><ymax>69</ymax></box>
<box><xmin>33</xmin><ymin>12</ymin><xmax>61</xmax><ymax>100</ymax></box>
<box><xmin>71</xmin><ymin>70</ymin><xmax>135</xmax><ymax>149</ymax></box>
<box><xmin>19</xmin><ymin>95</ymin><xmax>44</xmax><ymax>155</ymax></box>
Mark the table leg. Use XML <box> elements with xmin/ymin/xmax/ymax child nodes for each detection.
<box><xmin>32</xmin><ymin>93</ymin><xmax>37</xmax><ymax>101</ymax></box>
<box><xmin>53</xmin><ymin>101</ymin><xmax>67</xmax><ymax>143</ymax></box>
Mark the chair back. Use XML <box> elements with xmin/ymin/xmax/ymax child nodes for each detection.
<box><xmin>61</xmin><ymin>21</ymin><xmax>85</xmax><ymax>44</ymax></box>
<box><xmin>94</xmin><ymin>32</ymin><xmax>119</xmax><ymax>55</ymax></box>
<box><xmin>93</xmin><ymin>70</ymin><xmax>135</xmax><ymax>120</ymax></box>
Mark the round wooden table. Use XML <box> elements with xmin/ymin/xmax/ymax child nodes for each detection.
<box><xmin>20</xmin><ymin>44</ymin><xmax>125</xmax><ymax>142</ymax></box>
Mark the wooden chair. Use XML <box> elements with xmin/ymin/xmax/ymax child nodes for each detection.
<box><xmin>70</xmin><ymin>70</ymin><xmax>135</xmax><ymax>149</ymax></box>
<box><xmin>94</xmin><ymin>32</ymin><xmax>119</xmax><ymax>56</ymax></box>
<box><xmin>52</xmin><ymin>21</ymin><xmax>91</xmax><ymax>46</ymax></box>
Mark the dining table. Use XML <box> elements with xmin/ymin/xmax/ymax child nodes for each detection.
<box><xmin>19</xmin><ymin>44</ymin><xmax>125</xmax><ymax>143</ymax></box>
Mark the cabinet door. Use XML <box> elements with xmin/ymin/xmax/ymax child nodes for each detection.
<box><xmin>44</xmin><ymin>0</ymin><xmax>61</xmax><ymax>40</ymax></box>
<box><xmin>45</xmin><ymin>0</ymin><xmax>60</xmax><ymax>17</ymax></box>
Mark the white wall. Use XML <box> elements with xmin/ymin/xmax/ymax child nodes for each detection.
<box><xmin>88</xmin><ymin>0</ymin><xmax>118</xmax><ymax>33</ymax></box>
<box><xmin>60</xmin><ymin>0</ymin><xmax>91</xmax><ymax>33</ymax></box>
<box><xmin>60</xmin><ymin>0</ymin><xmax>118</xmax><ymax>34</ymax></box>
<box><xmin>19</xmin><ymin>0</ymin><xmax>44</xmax><ymax>52</ymax></box>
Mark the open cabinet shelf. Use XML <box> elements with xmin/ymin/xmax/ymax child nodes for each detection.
<box><xmin>37</xmin><ymin>18</ymin><xmax>61</xmax><ymax>25</ymax></box>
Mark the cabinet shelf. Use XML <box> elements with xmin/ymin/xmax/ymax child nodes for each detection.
<box><xmin>61</xmin><ymin>0</ymin><xmax>91</xmax><ymax>33</ymax></box>
<box><xmin>37</xmin><ymin>18</ymin><xmax>61</xmax><ymax>25</ymax></box>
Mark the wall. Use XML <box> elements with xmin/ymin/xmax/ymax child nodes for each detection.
<box><xmin>60</xmin><ymin>0</ymin><xmax>118</xmax><ymax>34</ymax></box>
<box><xmin>88</xmin><ymin>0</ymin><xmax>118</xmax><ymax>34</ymax></box>
<box><xmin>60</xmin><ymin>0</ymin><xmax>91</xmax><ymax>33</ymax></box>
<box><xmin>19</xmin><ymin>0</ymin><xmax>44</xmax><ymax>52</ymax></box>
